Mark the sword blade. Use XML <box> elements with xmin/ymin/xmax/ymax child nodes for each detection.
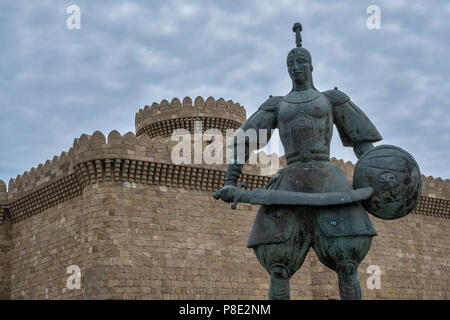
<box><xmin>234</xmin><ymin>187</ymin><xmax>373</xmax><ymax>208</ymax></box>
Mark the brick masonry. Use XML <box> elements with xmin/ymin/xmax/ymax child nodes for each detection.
<box><xmin>0</xmin><ymin>96</ymin><xmax>448</xmax><ymax>299</ymax></box>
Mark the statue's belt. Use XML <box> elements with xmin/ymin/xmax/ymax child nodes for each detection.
<box><xmin>215</xmin><ymin>182</ymin><xmax>373</xmax><ymax>210</ymax></box>
<box><xmin>285</xmin><ymin>151</ymin><xmax>330</xmax><ymax>165</ymax></box>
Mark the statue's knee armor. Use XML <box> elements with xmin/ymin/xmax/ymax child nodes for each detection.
<box><xmin>336</xmin><ymin>260</ymin><xmax>357</xmax><ymax>276</ymax></box>
<box><xmin>269</xmin><ymin>263</ymin><xmax>290</xmax><ymax>280</ymax></box>
<box><xmin>268</xmin><ymin>263</ymin><xmax>291</xmax><ymax>300</ymax></box>
<box><xmin>335</xmin><ymin>259</ymin><xmax>361</xmax><ymax>300</ymax></box>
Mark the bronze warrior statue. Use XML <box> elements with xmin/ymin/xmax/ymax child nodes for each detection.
<box><xmin>213</xmin><ymin>23</ymin><xmax>422</xmax><ymax>300</ymax></box>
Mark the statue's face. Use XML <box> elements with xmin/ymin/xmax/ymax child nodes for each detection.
<box><xmin>287</xmin><ymin>54</ymin><xmax>311</xmax><ymax>83</ymax></box>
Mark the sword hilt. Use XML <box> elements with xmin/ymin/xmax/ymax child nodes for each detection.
<box><xmin>231</xmin><ymin>182</ymin><xmax>245</xmax><ymax>210</ymax></box>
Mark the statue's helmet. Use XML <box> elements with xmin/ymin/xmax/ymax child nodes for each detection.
<box><xmin>353</xmin><ymin>145</ymin><xmax>422</xmax><ymax>220</ymax></box>
<box><xmin>287</xmin><ymin>47</ymin><xmax>312</xmax><ymax>64</ymax></box>
<box><xmin>287</xmin><ymin>22</ymin><xmax>312</xmax><ymax>65</ymax></box>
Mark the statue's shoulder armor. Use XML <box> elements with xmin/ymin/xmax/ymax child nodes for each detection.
<box><xmin>322</xmin><ymin>88</ymin><xmax>350</xmax><ymax>106</ymax></box>
<box><xmin>258</xmin><ymin>95</ymin><xmax>283</xmax><ymax>112</ymax></box>
<box><xmin>323</xmin><ymin>88</ymin><xmax>382</xmax><ymax>146</ymax></box>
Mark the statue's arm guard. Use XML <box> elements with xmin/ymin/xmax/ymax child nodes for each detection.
<box><xmin>224</xmin><ymin>96</ymin><xmax>280</xmax><ymax>186</ymax></box>
<box><xmin>323</xmin><ymin>89</ymin><xmax>382</xmax><ymax>148</ymax></box>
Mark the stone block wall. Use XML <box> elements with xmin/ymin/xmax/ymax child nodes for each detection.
<box><xmin>10</xmin><ymin>195</ymin><xmax>85</xmax><ymax>299</ymax></box>
<box><xmin>6</xmin><ymin>178</ymin><xmax>449</xmax><ymax>299</ymax></box>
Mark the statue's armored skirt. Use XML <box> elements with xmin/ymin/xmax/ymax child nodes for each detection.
<box><xmin>247</xmin><ymin>160</ymin><xmax>378</xmax><ymax>249</ymax></box>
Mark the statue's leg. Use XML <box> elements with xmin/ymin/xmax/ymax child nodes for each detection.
<box><xmin>252</xmin><ymin>218</ymin><xmax>312</xmax><ymax>300</ymax></box>
<box><xmin>313</xmin><ymin>235</ymin><xmax>372</xmax><ymax>300</ymax></box>
<box><xmin>336</xmin><ymin>259</ymin><xmax>361</xmax><ymax>300</ymax></box>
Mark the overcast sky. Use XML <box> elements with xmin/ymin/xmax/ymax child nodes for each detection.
<box><xmin>1</xmin><ymin>0</ymin><xmax>449</xmax><ymax>186</ymax></box>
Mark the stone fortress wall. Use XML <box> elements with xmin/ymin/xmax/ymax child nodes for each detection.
<box><xmin>0</xmin><ymin>97</ymin><xmax>448</xmax><ymax>299</ymax></box>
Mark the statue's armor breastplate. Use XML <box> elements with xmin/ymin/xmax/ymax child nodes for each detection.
<box><xmin>278</xmin><ymin>89</ymin><xmax>333</xmax><ymax>163</ymax></box>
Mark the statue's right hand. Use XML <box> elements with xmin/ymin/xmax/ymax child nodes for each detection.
<box><xmin>213</xmin><ymin>184</ymin><xmax>237</xmax><ymax>203</ymax></box>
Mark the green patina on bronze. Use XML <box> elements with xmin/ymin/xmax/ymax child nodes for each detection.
<box><xmin>213</xmin><ymin>23</ymin><xmax>422</xmax><ymax>300</ymax></box>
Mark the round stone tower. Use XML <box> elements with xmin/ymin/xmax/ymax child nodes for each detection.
<box><xmin>135</xmin><ymin>96</ymin><xmax>246</xmax><ymax>138</ymax></box>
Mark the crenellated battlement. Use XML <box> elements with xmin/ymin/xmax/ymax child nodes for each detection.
<box><xmin>135</xmin><ymin>96</ymin><xmax>247</xmax><ymax>138</ymax></box>
<box><xmin>4</xmin><ymin>128</ymin><xmax>283</xmax><ymax>222</ymax></box>
<box><xmin>71</xmin><ymin>130</ymin><xmax>157</xmax><ymax>164</ymax></box>
<box><xmin>6</xmin><ymin>129</ymin><xmax>283</xmax><ymax>203</ymax></box>
<box><xmin>7</xmin><ymin>150</ymin><xmax>74</xmax><ymax>202</ymax></box>
<box><xmin>7</xmin><ymin>130</ymin><xmax>165</xmax><ymax>202</ymax></box>
<box><xmin>421</xmin><ymin>174</ymin><xmax>450</xmax><ymax>200</ymax></box>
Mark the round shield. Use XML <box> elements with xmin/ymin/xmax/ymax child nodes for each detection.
<box><xmin>353</xmin><ymin>145</ymin><xmax>422</xmax><ymax>220</ymax></box>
